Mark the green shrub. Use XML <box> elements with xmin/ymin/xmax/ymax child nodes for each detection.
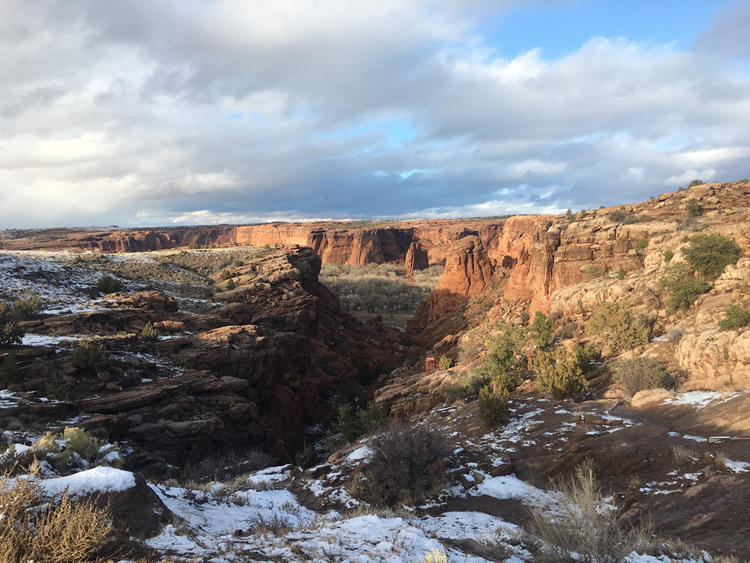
<box><xmin>492</xmin><ymin>372</ymin><xmax>521</xmax><ymax>393</ymax></box>
<box><xmin>681</xmin><ymin>233</ymin><xmax>742</xmax><ymax>280</ymax></box>
<box><xmin>33</xmin><ymin>427</ymin><xmax>121</xmax><ymax>474</ymax></box>
<box><xmin>607</xmin><ymin>211</ymin><xmax>651</xmax><ymax>224</ymax></box>
<box><xmin>616</xmin><ymin>268</ymin><xmax>627</xmax><ymax>280</ymax></box>
<box><xmin>225</xmin><ymin>278</ymin><xmax>236</xmax><ymax>290</ymax></box>
<box><xmin>233</xmin><ymin>259</ymin><xmax>244</xmax><ymax>267</ymax></box>
<box><xmin>688</xmin><ymin>179</ymin><xmax>704</xmax><ymax>188</ymax></box>
<box><xmin>478</xmin><ymin>382</ymin><xmax>510</xmax><ymax>426</ymax></box>
<box><xmin>294</xmin><ymin>444</ymin><xmax>316</xmax><ymax>469</ymax></box>
<box><xmin>532</xmin><ymin>346</ymin><xmax>588</xmax><ymax>399</ymax></box>
<box><xmin>72</xmin><ymin>340</ymin><xmax>108</xmax><ymax>374</ymax></box>
<box><xmin>587</xmin><ymin>302</ymin><xmax>649</xmax><ymax>353</ymax></box>
<box><xmin>608</xmin><ymin>210</ymin><xmax>629</xmax><ymax>222</ymax></box>
<box><xmin>663</xmin><ymin>250</ymin><xmax>674</xmax><ymax>263</ymax></box>
<box><xmin>13</xmin><ymin>294</ymin><xmax>46</xmax><ymax>320</ymax></box>
<box><xmin>484</xmin><ymin>322</ymin><xmax>526</xmax><ymax>377</ymax></box>
<box><xmin>95</xmin><ymin>275</ymin><xmax>122</xmax><ymax>295</ymax></box>
<box><xmin>635</xmin><ymin>239</ymin><xmax>648</xmax><ymax>253</ymax></box>
<box><xmin>530</xmin><ymin>311</ymin><xmax>554</xmax><ymax>348</ymax></box>
<box><xmin>442</xmin><ymin>371</ymin><xmax>488</xmax><ymax>402</ymax></box>
<box><xmin>404</xmin><ymin>354</ymin><xmax>420</xmax><ymax>368</ymax></box>
<box><xmin>338</xmin><ymin>401</ymin><xmax>385</xmax><ymax>442</ymax></box>
<box><xmin>141</xmin><ymin>323</ymin><xmax>159</xmax><ymax>342</ymax></box>
<box><xmin>659</xmin><ymin>263</ymin><xmax>711</xmax><ymax>313</ymax></box>
<box><xmin>361</xmin><ymin>421</ymin><xmax>450</xmax><ymax>506</ymax></box>
<box><xmin>612</xmin><ymin>357</ymin><xmax>675</xmax><ymax>395</ymax></box>
<box><xmin>0</xmin><ymin>302</ymin><xmax>24</xmax><ymax>346</ymax></box>
<box><xmin>438</xmin><ymin>355</ymin><xmax>452</xmax><ymax>371</ymax></box>
<box><xmin>582</xmin><ymin>263</ymin><xmax>605</xmax><ymax>279</ymax></box>
<box><xmin>573</xmin><ymin>344</ymin><xmax>599</xmax><ymax>374</ymax></box>
<box><xmin>685</xmin><ymin>198</ymin><xmax>702</xmax><ymax>217</ymax></box>
<box><xmin>219</xmin><ymin>269</ymin><xmax>232</xmax><ymax>280</ymax></box>
<box><xmin>718</xmin><ymin>302</ymin><xmax>750</xmax><ymax>330</ymax></box>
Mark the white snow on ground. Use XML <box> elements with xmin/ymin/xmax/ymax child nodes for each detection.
<box><xmin>724</xmin><ymin>459</ymin><xmax>750</xmax><ymax>473</ymax></box>
<box><xmin>661</xmin><ymin>391</ymin><xmax>739</xmax><ymax>410</ymax></box>
<box><xmin>38</xmin><ymin>466</ymin><xmax>136</xmax><ymax>497</ymax></box>
<box><xmin>418</xmin><ymin>510</ymin><xmax>518</xmax><ymax>540</ymax></box>
<box><xmin>0</xmin><ymin>251</ymin><xmax>111</xmax><ymax>312</ymax></box>
<box><xmin>21</xmin><ymin>334</ymin><xmax>79</xmax><ymax>346</ymax></box>
<box><xmin>346</xmin><ymin>445</ymin><xmax>372</xmax><ymax>462</ymax></box>
<box><xmin>469</xmin><ymin>474</ymin><xmax>556</xmax><ymax>508</ymax></box>
<box><xmin>0</xmin><ymin>389</ymin><xmax>19</xmax><ymax>408</ymax></box>
<box><xmin>249</xmin><ymin>465</ymin><xmax>292</xmax><ymax>484</ymax></box>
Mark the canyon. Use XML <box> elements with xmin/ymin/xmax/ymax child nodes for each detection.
<box><xmin>1</xmin><ymin>180</ymin><xmax>750</xmax><ymax>560</ymax></box>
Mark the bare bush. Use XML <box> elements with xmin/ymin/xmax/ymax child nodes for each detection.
<box><xmin>361</xmin><ymin>421</ymin><xmax>451</xmax><ymax>506</ymax></box>
<box><xmin>612</xmin><ymin>357</ymin><xmax>675</xmax><ymax>395</ymax></box>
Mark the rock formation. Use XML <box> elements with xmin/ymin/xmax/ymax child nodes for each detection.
<box><xmin>408</xmin><ymin>235</ymin><xmax>494</xmax><ymax>346</ymax></box>
<box><xmin>404</xmin><ymin>242</ymin><xmax>429</xmax><ymax>277</ymax></box>
<box><xmin>2</xmin><ymin>247</ymin><xmax>407</xmax><ymax>476</ymax></box>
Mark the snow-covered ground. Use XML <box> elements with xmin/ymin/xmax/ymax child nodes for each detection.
<box><xmin>0</xmin><ymin>251</ymin><xmax>115</xmax><ymax>313</ymax></box>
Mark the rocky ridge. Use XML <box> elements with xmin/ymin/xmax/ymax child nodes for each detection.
<box><xmin>1</xmin><ymin>246</ymin><xmax>407</xmax><ymax>476</ymax></box>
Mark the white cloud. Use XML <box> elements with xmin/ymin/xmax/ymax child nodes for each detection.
<box><xmin>0</xmin><ymin>1</ymin><xmax>749</xmax><ymax>227</ymax></box>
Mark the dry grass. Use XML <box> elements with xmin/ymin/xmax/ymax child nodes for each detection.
<box><xmin>421</xmin><ymin>548</ymin><xmax>448</xmax><ymax>563</ymax></box>
<box><xmin>246</xmin><ymin>512</ymin><xmax>294</xmax><ymax>536</ymax></box>
<box><xmin>714</xmin><ymin>451</ymin><xmax>729</xmax><ymax>471</ymax></box>
<box><xmin>671</xmin><ymin>444</ymin><xmax>698</xmax><ymax>467</ymax></box>
<box><xmin>0</xmin><ymin>465</ymin><xmax>117</xmax><ymax>562</ymax></box>
<box><xmin>526</xmin><ymin>460</ymin><xmax>654</xmax><ymax>562</ymax></box>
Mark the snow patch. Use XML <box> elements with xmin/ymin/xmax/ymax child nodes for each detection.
<box><xmin>40</xmin><ymin>467</ymin><xmax>136</xmax><ymax>497</ymax></box>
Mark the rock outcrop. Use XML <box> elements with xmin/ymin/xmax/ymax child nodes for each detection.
<box><xmin>408</xmin><ymin>235</ymin><xmax>494</xmax><ymax>346</ymax></box>
<box><xmin>404</xmin><ymin>242</ymin><xmax>429</xmax><ymax>277</ymax></box>
<box><xmin>2</xmin><ymin>247</ymin><xmax>407</xmax><ymax>476</ymax></box>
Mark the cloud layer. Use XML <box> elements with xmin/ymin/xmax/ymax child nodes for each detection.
<box><xmin>1</xmin><ymin>0</ymin><xmax>749</xmax><ymax>227</ymax></box>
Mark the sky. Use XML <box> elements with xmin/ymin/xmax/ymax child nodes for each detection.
<box><xmin>1</xmin><ymin>0</ymin><xmax>749</xmax><ymax>228</ymax></box>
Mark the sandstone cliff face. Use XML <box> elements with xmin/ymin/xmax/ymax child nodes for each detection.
<box><xmin>492</xmin><ymin>215</ymin><xmax>559</xmax><ymax>313</ymax></box>
<box><xmin>408</xmin><ymin>235</ymin><xmax>494</xmax><ymax>345</ymax></box>
<box><xmin>10</xmin><ymin>226</ymin><xmax>239</xmax><ymax>253</ymax></box>
<box><xmin>672</xmin><ymin>258</ymin><xmax>750</xmax><ymax>390</ymax></box>
<box><xmin>405</xmin><ymin>242</ymin><xmax>429</xmax><ymax>277</ymax></box>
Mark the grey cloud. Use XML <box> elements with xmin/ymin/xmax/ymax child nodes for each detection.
<box><xmin>696</xmin><ymin>1</ymin><xmax>750</xmax><ymax>59</ymax></box>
